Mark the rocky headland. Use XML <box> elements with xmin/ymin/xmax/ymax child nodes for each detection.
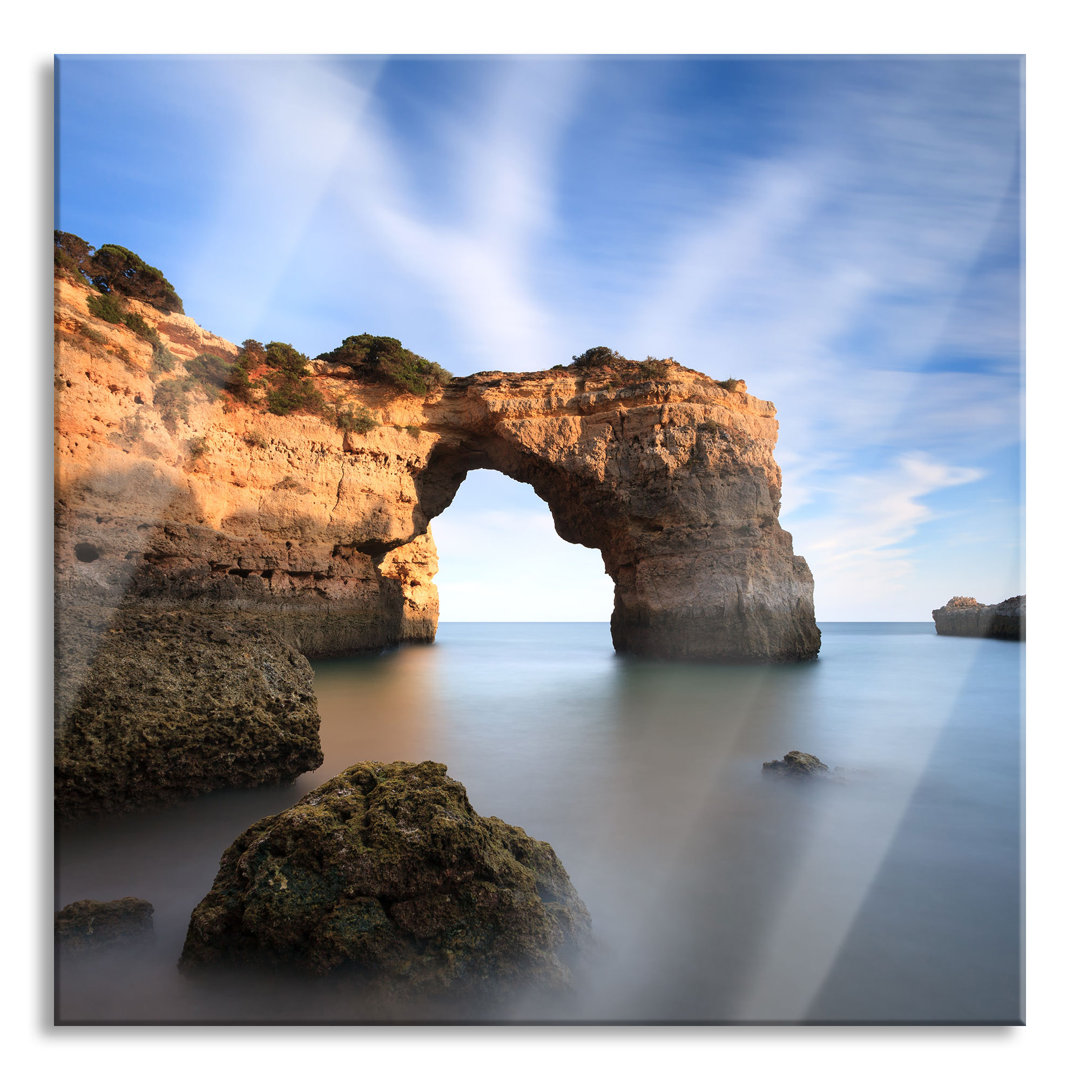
<box><xmin>931</xmin><ymin>595</ymin><xmax>1025</xmax><ymax>640</ymax></box>
<box><xmin>54</xmin><ymin>245</ymin><xmax>820</xmax><ymax>817</ymax></box>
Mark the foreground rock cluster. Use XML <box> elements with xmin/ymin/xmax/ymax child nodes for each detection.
<box><xmin>931</xmin><ymin>595</ymin><xmax>1025</xmax><ymax>640</ymax></box>
<box><xmin>180</xmin><ymin>761</ymin><xmax>590</xmax><ymax>995</ymax></box>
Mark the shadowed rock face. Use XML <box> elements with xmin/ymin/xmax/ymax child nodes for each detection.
<box><xmin>932</xmin><ymin>596</ymin><xmax>1025</xmax><ymax>640</ymax></box>
<box><xmin>56</xmin><ymin>897</ymin><xmax>154</xmax><ymax>952</ymax></box>
<box><xmin>54</xmin><ymin>271</ymin><xmax>820</xmax><ymax>815</ymax></box>
<box><xmin>179</xmin><ymin>761</ymin><xmax>590</xmax><ymax>996</ymax></box>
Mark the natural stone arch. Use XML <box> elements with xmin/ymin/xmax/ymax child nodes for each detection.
<box><xmin>54</xmin><ymin>270</ymin><xmax>820</xmax><ymax>815</ymax></box>
<box><xmin>407</xmin><ymin>369</ymin><xmax>819</xmax><ymax>661</ymax></box>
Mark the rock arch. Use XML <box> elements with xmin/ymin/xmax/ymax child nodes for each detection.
<box><xmin>411</xmin><ymin>371</ymin><xmax>819</xmax><ymax>661</ymax></box>
<box><xmin>54</xmin><ymin>274</ymin><xmax>820</xmax><ymax>814</ymax></box>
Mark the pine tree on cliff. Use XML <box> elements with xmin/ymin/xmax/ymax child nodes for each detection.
<box><xmin>54</xmin><ymin>231</ymin><xmax>185</xmax><ymax>314</ymax></box>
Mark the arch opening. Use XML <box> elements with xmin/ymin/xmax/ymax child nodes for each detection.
<box><xmin>429</xmin><ymin>469</ymin><xmax>613</xmax><ymax>623</ymax></box>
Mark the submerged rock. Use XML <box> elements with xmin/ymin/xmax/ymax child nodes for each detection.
<box><xmin>56</xmin><ymin>897</ymin><xmax>154</xmax><ymax>951</ymax></box>
<box><xmin>931</xmin><ymin>595</ymin><xmax>1025</xmax><ymax>640</ymax></box>
<box><xmin>763</xmin><ymin>750</ymin><xmax>829</xmax><ymax>777</ymax></box>
<box><xmin>179</xmin><ymin>761</ymin><xmax>590</xmax><ymax>997</ymax></box>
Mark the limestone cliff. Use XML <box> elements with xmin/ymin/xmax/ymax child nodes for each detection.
<box><xmin>54</xmin><ymin>269</ymin><xmax>819</xmax><ymax>815</ymax></box>
<box><xmin>931</xmin><ymin>595</ymin><xmax>1025</xmax><ymax>640</ymax></box>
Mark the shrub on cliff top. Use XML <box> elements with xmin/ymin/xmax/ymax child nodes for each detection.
<box><xmin>55</xmin><ymin>231</ymin><xmax>185</xmax><ymax>314</ymax></box>
<box><xmin>639</xmin><ymin>356</ymin><xmax>674</xmax><ymax>380</ymax></box>
<box><xmin>265</xmin><ymin>341</ymin><xmax>311</xmax><ymax>376</ymax></box>
<box><xmin>223</xmin><ymin>340</ymin><xmax>267</xmax><ymax>403</ymax></box>
<box><xmin>317</xmin><ymin>334</ymin><xmax>451</xmax><ymax>397</ymax></box>
<box><xmin>55</xmin><ymin>231</ymin><xmax>93</xmax><ymax>277</ymax></box>
<box><xmin>238</xmin><ymin>339</ymin><xmax>267</xmax><ymax>366</ymax></box>
<box><xmin>571</xmin><ymin>345</ymin><xmax>628</xmax><ymax>370</ymax></box>
<box><xmin>88</xmin><ymin>244</ymin><xmax>184</xmax><ymax>314</ymax></box>
<box><xmin>263</xmin><ymin>342</ymin><xmax>327</xmax><ymax>417</ymax></box>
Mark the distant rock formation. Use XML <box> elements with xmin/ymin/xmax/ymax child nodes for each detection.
<box><xmin>762</xmin><ymin>750</ymin><xmax>829</xmax><ymax>777</ymax></box>
<box><xmin>179</xmin><ymin>761</ymin><xmax>590</xmax><ymax>996</ymax></box>
<box><xmin>56</xmin><ymin>897</ymin><xmax>154</xmax><ymax>952</ymax></box>
<box><xmin>931</xmin><ymin>595</ymin><xmax>1025</xmax><ymax>640</ymax></box>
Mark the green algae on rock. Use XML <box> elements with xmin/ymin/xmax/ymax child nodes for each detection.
<box><xmin>54</xmin><ymin>606</ymin><xmax>323</xmax><ymax>820</ymax></box>
<box><xmin>179</xmin><ymin>761</ymin><xmax>590</xmax><ymax>995</ymax></box>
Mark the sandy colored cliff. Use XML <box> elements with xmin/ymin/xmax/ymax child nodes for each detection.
<box><xmin>54</xmin><ymin>269</ymin><xmax>819</xmax><ymax>816</ymax></box>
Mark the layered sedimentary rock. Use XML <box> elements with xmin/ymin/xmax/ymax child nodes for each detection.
<box><xmin>55</xmin><ymin>270</ymin><xmax>819</xmax><ymax>815</ymax></box>
<box><xmin>931</xmin><ymin>596</ymin><xmax>1025</xmax><ymax>640</ymax></box>
<box><xmin>180</xmin><ymin>761</ymin><xmax>590</xmax><ymax>995</ymax></box>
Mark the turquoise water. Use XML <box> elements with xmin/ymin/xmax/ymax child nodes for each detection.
<box><xmin>55</xmin><ymin>622</ymin><xmax>1023</xmax><ymax>1024</ymax></box>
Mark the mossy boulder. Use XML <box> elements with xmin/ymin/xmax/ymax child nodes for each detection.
<box><xmin>55</xmin><ymin>606</ymin><xmax>323</xmax><ymax>819</ymax></box>
<box><xmin>179</xmin><ymin>761</ymin><xmax>590</xmax><ymax>996</ymax></box>
<box><xmin>763</xmin><ymin>750</ymin><xmax>829</xmax><ymax>777</ymax></box>
<box><xmin>56</xmin><ymin>897</ymin><xmax>154</xmax><ymax>952</ymax></box>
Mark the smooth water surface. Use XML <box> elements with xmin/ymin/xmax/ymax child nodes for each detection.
<box><xmin>55</xmin><ymin>622</ymin><xmax>1023</xmax><ymax>1023</ymax></box>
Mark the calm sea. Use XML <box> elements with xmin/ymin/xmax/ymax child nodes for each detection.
<box><xmin>55</xmin><ymin>622</ymin><xmax>1023</xmax><ymax>1024</ymax></box>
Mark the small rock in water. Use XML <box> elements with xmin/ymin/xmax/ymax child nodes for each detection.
<box><xmin>56</xmin><ymin>897</ymin><xmax>155</xmax><ymax>952</ymax></box>
<box><xmin>762</xmin><ymin>750</ymin><xmax>829</xmax><ymax>777</ymax></box>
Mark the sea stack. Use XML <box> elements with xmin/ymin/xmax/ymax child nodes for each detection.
<box><xmin>931</xmin><ymin>596</ymin><xmax>1025</xmax><ymax>640</ymax></box>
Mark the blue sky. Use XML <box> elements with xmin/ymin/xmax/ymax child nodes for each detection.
<box><xmin>55</xmin><ymin>55</ymin><xmax>1024</xmax><ymax>621</ymax></box>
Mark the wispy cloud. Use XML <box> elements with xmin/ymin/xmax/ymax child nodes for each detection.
<box><xmin>788</xmin><ymin>453</ymin><xmax>985</xmax><ymax>616</ymax></box>
<box><xmin>330</xmin><ymin>57</ymin><xmax>584</xmax><ymax>371</ymax></box>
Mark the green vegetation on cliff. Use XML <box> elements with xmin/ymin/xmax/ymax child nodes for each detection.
<box><xmin>56</xmin><ymin>230</ymin><xmax>184</xmax><ymax>314</ymax></box>
<box><xmin>317</xmin><ymin>334</ymin><xmax>452</xmax><ymax>396</ymax></box>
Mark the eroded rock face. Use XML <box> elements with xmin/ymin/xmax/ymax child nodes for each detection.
<box><xmin>55</xmin><ymin>274</ymin><xmax>817</xmax><ymax>662</ymax></box>
<box><xmin>932</xmin><ymin>595</ymin><xmax>1025</xmax><ymax>640</ymax></box>
<box><xmin>179</xmin><ymin>761</ymin><xmax>590</xmax><ymax>995</ymax></box>
<box><xmin>56</xmin><ymin>897</ymin><xmax>154</xmax><ymax>952</ymax></box>
<box><xmin>55</xmin><ymin>269</ymin><xmax>819</xmax><ymax>815</ymax></box>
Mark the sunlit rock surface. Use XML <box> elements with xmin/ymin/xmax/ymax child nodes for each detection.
<box><xmin>55</xmin><ymin>269</ymin><xmax>819</xmax><ymax>815</ymax></box>
<box><xmin>179</xmin><ymin>761</ymin><xmax>590</xmax><ymax>996</ymax></box>
<box><xmin>931</xmin><ymin>595</ymin><xmax>1025</xmax><ymax>640</ymax></box>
